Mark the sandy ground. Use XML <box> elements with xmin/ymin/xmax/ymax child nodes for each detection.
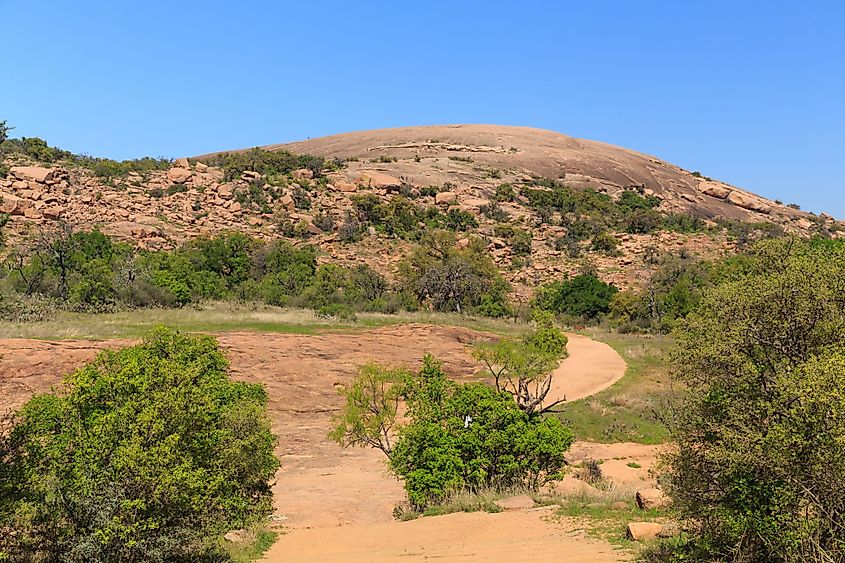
<box><xmin>547</xmin><ymin>333</ymin><xmax>628</xmax><ymax>404</ymax></box>
<box><xmin>0</xmin><ymin>324</ymin><xmax>655</xmax><ymax>562</ymax></box>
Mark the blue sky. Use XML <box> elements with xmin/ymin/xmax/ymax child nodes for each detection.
<box><xmin>2</xmin><ymin>1</ymin><xmax>843</xmax><ymax>217</ymax></box>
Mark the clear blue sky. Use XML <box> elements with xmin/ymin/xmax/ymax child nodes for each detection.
<box><xmin>2</xmin><ymin>1</ymin><xmax>843</xmax><ymax>217</ymax></box>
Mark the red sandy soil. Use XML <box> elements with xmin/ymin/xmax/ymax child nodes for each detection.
<box><xmin>0</xmin><ymin>324</ymin><xmax>656</xmax><ymax>562</ymax></box>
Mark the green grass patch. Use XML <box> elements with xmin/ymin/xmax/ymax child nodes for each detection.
<box><xmin>0</xmin><ymin>301</ymin><xmax>532</xmax><ymax>341</ymax></box>
<box><xmin>555</xmin><ymin>331</ymin><xmax>672</xmax><ymax>444</ymax></box>
<box><xmin>220</xmin><ymin>526</ymin><xmax>279</xmax><ymax>562</ymax></box>
<box><xmin>555</xmin><ymin>493</ymin><xmax>668</xmax><ymax>548</ymax></box>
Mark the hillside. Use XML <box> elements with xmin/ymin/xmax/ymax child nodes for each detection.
<box><xmin>1</xmin><ymin>124</ymin><xmax>841</xmax><ymax>297</ymax></box>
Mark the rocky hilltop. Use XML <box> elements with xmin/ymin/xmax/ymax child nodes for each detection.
<box><xmin>1</xmin><ymin>125</ymin><xmax>840</xmax><ymax>296</ymax></box>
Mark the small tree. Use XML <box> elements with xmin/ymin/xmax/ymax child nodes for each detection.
<box><xmin>329</xmin><ymin>363</ymin><xmax>407</xmax><ymax>455</ymax></box>
<box><xmin>398</xmin><ymin>230</ymin><xmax>509</xmax><ymax>314</ymax></box>
<box><xmin>473</xmin><ymin>315</ymin><xmax>568</xmax><ymax>415</ymax></box>
<box><xmin>0</xmin><ymin>120</ymin><xmax>12</xmax><ymax>144</ymax></box>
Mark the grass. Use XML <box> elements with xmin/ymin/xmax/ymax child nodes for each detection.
<box><xmin>0</xmin><ymin>301</ymin><xmax>533</xmax><ymax>341</ymax></box>
<box><xmin>219</xmin><ymin>525</ymin><xmax>278</xmax><ymax>562</ymax></box>
<box><xmin>551</xmin><ymin>487</ymin><xmax>669</xmax><ymax>548</ymax></box>
<box><xmin>394</xmin><ymin>488</ymin><xmax>517</xmax><ymax>521</ymax></box>
<box><xmin>554</xmin><ymin>330</ymin><xmax>672</xmax><ymax>444</ymax></box>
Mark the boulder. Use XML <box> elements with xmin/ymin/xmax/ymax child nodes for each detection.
<box><xmin>280</xmin><ymin>193</ymin><xmax>295</xmax><ymax>211</ymax></box>
<box><xmin>43</xmin><ymin>206</ymin><xmax>64</xmax><ymax>220</ymax></box>
<box><xmin>696</xmin><ymin>181</ymin><xmax>731</xmax><ymax>199</ymax></box>
<box><xmin>223</xmin><ymin>529</ymin><xmax>249</xmax><ymax>543</ymax></box>
<box><xmin>293</xmin><ymin>168</ymin><xmax>314</xmax><ymax>180</ymax></box>
<box><xmin>0</xmin><ymin>193</ymin><xmax>24</xmax><ymax>215</ymax></box>
<box><xmin>461</xmin><ymin>197</ymin><xmax>488</xmax><ymax>208</ymax></box>
<box><xmin>636</xmin><ymin>488</ymin><xmax>671</xmax><ymax>510</ymax></box>
<box><xmin>626</xmin><ymin>522</ymin><xmax>663</xmax><ymax>541</ymax></box>
<box><xmin>195</xmin><ymin>161</ymin><xmax>208</xmax><ymax>172</ymax></box>
<box><xmin>727</xmin><ymin>191</ymin><xmax>771</xmax><ymax>214</ymax></box>
<box><xmin>435</xmin><ymin>191</ymin><xmax>458</xmax><ymax>205</ymax></box>
<box><xmin>11</xmin><ymin>166</ymin><xmax>55</xmax><ymax>183</ymax></box>
<box><xmin>331</xmin><ymin>181</ymin><xmax>358</xmax><ymax>193</ymax></box>
<box><xmin>494</xmin><ymin>494</ymin><xmax>535</xmax><ymax>511</ymax></box>
<box><xmin>357</xmin><ymin>171</ymin><xmax>402</xmax><ymax>190</ymax></box>
<box><xmin>795</xmin><ymin>217</ymin><xmax>814</xmax><ymax>230</ymax></box>
<box><xmin>167</xmin><ymin>167</ymin><xmax>192</xmax><ymax>184</ymax></box>
<box><xmin>173</xmin><ymin>157</ymin><xmax>190</xmax><ymax>169</ymax></box>
<box><xmin>217</xmin><ymin>184</ymin><xmax>235</xmax><ymax>200</ymax></box>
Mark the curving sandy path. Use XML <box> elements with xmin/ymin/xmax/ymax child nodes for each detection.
<box><xmin>543</xmin><ymin>333</ymin><xmax>628</xmax><ymax>407</ymax></box>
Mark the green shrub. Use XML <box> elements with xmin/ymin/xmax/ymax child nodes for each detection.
<box><xmin>493</xmin><ymin>183</ymin><xmax>515</xmax><ymax>202</ymax></box>
<box><xmin>533</xmin><ymin>274</ymin><xmax>617</xmax><ymax>320</ymax></box>
<box><xmin>493</xmin><ymin>224</ymin><xmax>532</xmax><ymax>256</ymax></box>
<box><xmin>390</xmin><ymin>357</ymin><xmax>574</xmax><ymax>509</ymax></box>
<box><xmin>663</xmin><ymin>238</ymin><xmax>845</xmax><ymax>561</ymax></box>
<box><xmin>0</xmin><ymin>328</ymin><xmax>279</xmax><ymax>561</ymax></box>
<box><xmin>207</xmin><ymin>148</ymin><xmax>325</xmax><ymax>182</ymax></box>
<box><xmin>331</xmin><ymin>356</ymin><xmax>574</xmax><ymax>511</ymax></box>
<box><xmin>590</xmin><ymin>231</ymin><xmax>619</xmax><ymax>255</ymax></box>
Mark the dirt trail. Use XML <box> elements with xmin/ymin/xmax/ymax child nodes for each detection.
<box><xmin>271</xmin><ymin>507</ymin><xmax>626</xmax><ymax>562</ymax></box>
<box><xmin>0</xmin><ymin>324</ymin><xmax>638</xmax><ymax>562</ymax></box>
<box><xmin>546</xmin><ymin>333</ymin><xmax>628</xmax><ymax>404</ymax></box>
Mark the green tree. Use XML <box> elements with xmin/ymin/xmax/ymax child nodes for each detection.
<box><xmin>332</xmin><ymin>355</ymin><xmax>574</xmax><ymax>510</ymax></box>
<box><xmin>473</xmin><ymin>315</ymin><xmax>568</xmax><ymax>414</ymax></box>
<box><xmin>329</xmin><ymin>363</ymin><xmax>408</xmax><ymax>455</ymax></box>
<box><xmin>663</xmin><ymin>238</ymin><xmax>845</xmax><ymax>561</ymax></box>
<box><xmin>0</xmin><ymin>328</ymin><xmax>279</xmax><ymax>561</ymax></box>
<box><xmin>399</xmin><ymin>230</ymin><xmax>509</xmax><ymax>314</ymax></box>
<box><xmin>533</xmin><ymin>273</ymin><xmax>617</xmax><ymax>320</ymax></box>
<box><xmin>0</xmin><ymin>120</ymin><xmax>11</xmax><ymax>144</ymax></box>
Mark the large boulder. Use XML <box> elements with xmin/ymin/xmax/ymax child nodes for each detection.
<box><xmin>11</xmin><ymin>166</ymin><xmax>55</xmax><ymax>183</ymax></box>
<box><xmin>292</xmin><ymin>168</ymin><xmax>314</xmax><ymax>180</ymax></box>
<box><xmin>0</xmin><ymin>193</ymin><xmax>25</xmax><ymax>215</ymax></box>
<box><xmin>356</xmin><ymin>171</ymin><xmax>402</xmax><ymax>190</ymax></box>
<box><xmin>167</xmin><ymin>167</ymin><xmax>192</xmax><ymax>184</ymax></box>
<box><xmin>173</xmin><ymin>157</ymin><xmax>190</xmax><ymax>169</ymax></box>
<box><xmin>330</xmin><ymin>181</ymin><xmax>358</xmax><ymax>193</ymax></box>
<box><xmin>626</xmin><ymin>522</ymin><xmax>664</xmax><ymax>541</ymax></box>
<box><xmin>696</xmin><ymin>180</ymin><xmax>731</xmax><ymax>199</ymax></box>
<box><xmin>435</xmin><ymin>191</ymin><xmax>458</xmax><ymax>205</ymax></box>
<box><xmin>727</xmin><ymin>190</ymin><xmax>772</xmax><ymax>214</ymax></box>
<box><xmin>635</xmin><ymin>488</ymin><xmax>671</xmax><ymax>510</ymax></box>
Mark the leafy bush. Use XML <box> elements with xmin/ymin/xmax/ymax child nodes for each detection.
<box><xmin>399</xmin><ymin>230</ymin><xmax>510</xmax><ymax>315</ymax></box>
<box><xmin>493</xmin><ymin>183</ymin><xmax>516</xmax><ymax>202</ymax></box>
<box><xmin>206</xmin><ymin>148</ymin><xmax>325</xmax><ymax>182</ymax></box>
<box><xmin>590</xmin><ymin>231</ymin><xmax>620</xmax><ymax>255</ymax></box>
<box><xmin>533</xmin><ymin>274</ymin><xmax>617</xmax><ymax>320</ymax></box>
<box><xmin>0</xmin><ymin>328</ymin><xmax>279</xmax><ymax>561</ymax></box>
<box><xmin>331</xmin><ymin>356</ymin><xmax>574</xmax><ymax>511</ymax></box>
<box><xmin>493</xmin><ymin>224</ymin><xmax>532</xmax><ymax>256</ymax></box>
<box><xmin>662</xmin><ymin>238</ymin><xmax>845</xmax><ymax>561</ymax></box>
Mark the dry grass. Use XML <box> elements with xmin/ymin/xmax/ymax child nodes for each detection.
<box><xmin>0</xmin><ymin>301</ymin><xmax>532</xmax><ymax>341</ymax></box>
